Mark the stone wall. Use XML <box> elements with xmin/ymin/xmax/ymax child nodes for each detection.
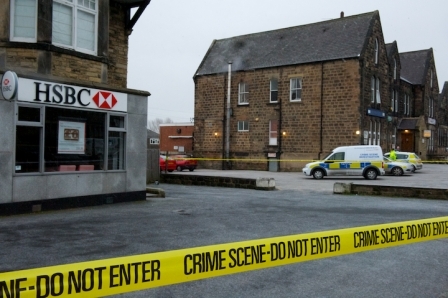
<box><xmin>0</xmin><ymin>0</ymin><xmax>128</xmax><ymax>88</ymax></box>
<box><xmin>334</xmin><ymin>182</ymin><xmax>448</xmax><ymax>200</ymax></box>
<box><xmin>160</xmin><ymin>174</ymin><xmax>275</xmax><ymax>190</ymax></box>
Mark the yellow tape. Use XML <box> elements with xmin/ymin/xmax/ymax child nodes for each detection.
<box><xmin>183</xmin><ymin>158</ymin><xmax>444</xmax><ymax>163</ymax></box>
<box><xmin>1</xmin><ymin>216</ymin><xmax>447</xmax><ymax>297</ymax></box>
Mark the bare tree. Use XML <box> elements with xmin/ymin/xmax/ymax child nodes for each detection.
<box><xmin>147</xmin><ymin>117</ymin><xmax>173</xmax><ymax>133</ymax></box>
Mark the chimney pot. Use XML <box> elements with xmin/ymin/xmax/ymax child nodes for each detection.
<box><xmin>341</xmin><ymin>11</ymin><xmax>344</xmax><ymax>18</ymax></box>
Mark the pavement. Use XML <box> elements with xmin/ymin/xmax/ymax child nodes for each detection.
<box><xmin>2</xmin><ymin>164</ymin><xmax>448</xmax><ymax>297</ymax></box>
<box><xmin>165</xmin><ymin>163</ymin><xmax>448</xmax><ymax>193</ymax></box>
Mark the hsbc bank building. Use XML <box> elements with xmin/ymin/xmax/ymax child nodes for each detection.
<box><xmin>0</xmin><ymin>0</ymin><xmax>151</xmax><ymax>214</ymax></box>
<box><xmin>0</xmin><ymin>73</ymin><xmax>149</xmax><ymax>213</ymax></box>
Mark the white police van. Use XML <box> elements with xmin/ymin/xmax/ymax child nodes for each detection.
<box><xmin>302</xmin><ymin>145</ymin><xmax>385</xmax><ymax>180</ymax></box>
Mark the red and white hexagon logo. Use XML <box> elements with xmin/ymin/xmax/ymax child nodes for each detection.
<box><xmin>92</xmin><ymin>91</ymin><xmax>118</xmax><ymax>109</ymax></box>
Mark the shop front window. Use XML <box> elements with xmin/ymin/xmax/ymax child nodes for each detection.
<box><xmin>15</xmin><ymin>104</ymin><xmax>126</xmax><ymax>173</ymax></box>
<box><xmin>15</xmin><ymin>105</ymin><xmax>43</xmax><ymax>173</ymax></box>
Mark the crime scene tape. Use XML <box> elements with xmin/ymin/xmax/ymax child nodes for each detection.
<box><xmin>1</xmin><ymin>216</ymin><xmax>447</xmax><ymax>297</ymax></box>
<box><xmin>174</xmin><ymin>157</ymin><xmax>446</xmax><ymax>163</ymax></box>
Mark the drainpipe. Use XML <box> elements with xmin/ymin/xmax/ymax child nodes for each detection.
<box><xmin>319</xmin><ymin>62</ymin><xmax>324</xmax><ymax>159</ymax></box>
<box><xmin>226</xmin><ymin>62</ymin><xmax>232</xmax><ymax>169</ymax></box>
<box><xmin>360</xmin><ymin>59</ymin><xmax>365</xmax><ymax>145</ymax></box>
<box><xmin>278</xmin><ymin>90</ymin><xmax>282</xmax><ymax>171</ymax></box>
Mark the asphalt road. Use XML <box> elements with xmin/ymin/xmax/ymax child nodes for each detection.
<box><xmin>1</xmin><ymin>164</ymin><xmax>448</xmax><ymax>297</ymax></box>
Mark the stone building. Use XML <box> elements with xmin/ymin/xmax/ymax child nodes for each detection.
<box><xmin>0</xmin><ymin>0</ymin><xmax>151</xmax><ymax>213</ymax></box>
<box><xmin>193</xmin><ymin>10</ymin><xmax>446</xmax><ymax>171</ymax></box>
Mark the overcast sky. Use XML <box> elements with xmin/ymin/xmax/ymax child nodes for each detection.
<box><xmin>127</xmin><ymin>0</ymin><xmax>448</xmax><ymax>124</ymax></box>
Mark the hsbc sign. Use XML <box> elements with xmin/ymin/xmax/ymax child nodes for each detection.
<box><xmin>18</xmin><ymin>78</ymin><xmax>127</xmax><ymax>112</ymax></box>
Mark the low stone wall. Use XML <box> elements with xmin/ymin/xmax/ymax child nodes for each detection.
<box><xmin>334</xmin><ymin>183</ymin><xmax>448</xmax><ymax>200</ymax></box>
<box><xmin>160</xmin><ymin>174</ymin><xmax>275</xmax><ymax>190</ymax></box>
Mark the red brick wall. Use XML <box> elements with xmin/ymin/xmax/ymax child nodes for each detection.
<box><xmin>159</xmin><ymin>125</ymin><xmax>195</xmax><ymax>155</ymax></box>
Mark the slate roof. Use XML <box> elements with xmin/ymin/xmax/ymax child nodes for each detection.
<box><xmin>147</xmin><ymin>129</ymin><xmax>159</xmax><ymax>138</ymax></box>
<box><xmin>399</xmin><ymin>49</ymin><xmax>430</xmax><ymax>85</ymax></box>
<box><xmin>195</xmin><ymin>11</ymin><xmax>378</xmax><ymax>76</ymax></box>
<box><xmin>398</xmin><ymin>118</ymin><xmax>418</xmax><ymax>130</ymax></box>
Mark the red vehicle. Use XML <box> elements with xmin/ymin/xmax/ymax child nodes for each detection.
<box><xmin>173</xmin><ymin>154</ymin><xmax>198</xmax><ymax>172</ymax></box>
<box><xmin>159</xmin><ymin>155</ymin><xmax>176</xmax><ymax>172</ymax></box>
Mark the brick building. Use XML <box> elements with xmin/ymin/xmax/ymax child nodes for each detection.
<box><xmin>193</xmin><ymin>10</ymin><xmax>447</xmax><ymax>171</ymax></box>
<box><xmin>0</xmin><ymin>0</ymin><xmax>151</xmax><ymax>212</ymax></box>
<box><xmin>159</xmin><ymin>123</ymin><xmax>194</xmax><ymax>155</ymax></box>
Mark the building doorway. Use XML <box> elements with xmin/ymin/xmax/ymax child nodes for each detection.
<box><xmin>400</xmin><ymin>131</ymin><xmax>414</xmax><ymax>152</ymax></box>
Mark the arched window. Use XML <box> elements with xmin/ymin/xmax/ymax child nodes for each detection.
<box><xmin>393</xmin><ymin>58</ymin><xmax>397</xmax><ymax>80</ymax></box>
<box><xmin>374</xmin><ymin>38</ymin><xmax>379</xmax><ymax>64</ymax></box>
<box><xmin>430</xmin><ymin>69</ymin><xmax>433</xmax><ymax>88</ymax></box>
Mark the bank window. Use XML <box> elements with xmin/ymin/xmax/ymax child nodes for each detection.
<box><xmin>53</xmin><ymin>0</ymin><xmax>98</xmax><ymax>55</ymax></box>
<box><xmin>290</xmin><ymin>78</ymin><xmax>302</xmax><ymax>102</ymax></box>
<box><xmin>10</xmin><ymin>0</ymin><xmax>37</xmax><ymax>42</ymax></box>
<box><xmin>238</xmin><ymin>121</ymin><xmax>249</xmax><ymax>132</ymax></box>
<box><xmin>238</xmin><ymin>83</ymin><xmax>249</xmax><ymax>105</ymax></box>
<box><xmin>108</xmin><ymin>114</ymin><xmax>126</xmax><ymax>170</ymax></box>
<box><xmin>15</xmin><ymin>105</ymin><xmax>44</xmax><ymax>173</ymax></box>
<box><xmin>270</xmin><ymin>79</ymin><xmax>278</xmax><ymax>103</ymax></box>
<box><xmin>269</xmin><ymin>120</ymin><xmax>278</xmax><ymax>145</ymax></box>
<box><xmin>15</xmin><ymin>104</ymin><xmax>126</xmax><ymax>174</ymax></box>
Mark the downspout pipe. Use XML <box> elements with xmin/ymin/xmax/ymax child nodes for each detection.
<box><xmin>318</xmin><ymin>62</ymin><xmax>324</xmax><ymax>159</ymax></box>
<box><xmin>226</xmin><ymin>62</ymin><xmax>232</xmax><ymax>169</ymax></box>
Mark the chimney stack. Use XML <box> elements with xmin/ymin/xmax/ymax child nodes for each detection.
<box><xmin>340</xmin><ymin>11</ymin><xmax>344</xmax><ymax>18</ymax></box>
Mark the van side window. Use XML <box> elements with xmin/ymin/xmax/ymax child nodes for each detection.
<box><xmin>327</xmin><ymin>152</ymin><xmax>345</xmax><ymax>161</ymax></box>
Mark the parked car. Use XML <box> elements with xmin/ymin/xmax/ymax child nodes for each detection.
<box><xmin>383</xmin><ymin>156</ymin><xmax>413</xmax><ymax>176</ymax></box>
<box><xmin>303</xmin><ymin>145</ymin><xmax>385</xmax><ymax>180</ymax></box>
<box><xmin>159</xmin><ymin>155</ymin><xmax>176</xmax><ymax>172</ymax></box>
<box><xmin>384</xmin><ymin>152</ymin><xmax>423</xmax><ymax>172</ymax></box>
<box><xmin>173</xmin><ymin>154</ymin><xmax>198</xmax><ymax>172</ymax></box>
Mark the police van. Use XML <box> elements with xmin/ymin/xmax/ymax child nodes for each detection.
<box><xmin>302</xmin><ymin>145</ymin><xmax>385</xmax><ymax>180</ymax></box>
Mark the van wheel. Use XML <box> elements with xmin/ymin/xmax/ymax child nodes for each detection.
<box><xmin>411</xmin><ymin>165</ymin><xmax>416</xmax><ymax>173</ymax></box>
<box><xmin>312</xmin><ymin>169</ymin><xmax>324</xmax><ymax>179</ymax></box>
<box><xmin>364</xmin><ymin>168</ymin><xmax>378</xmax><ymax>180</ymax></box>
<box><xmin>391</xmin><ymin>167</ymin><xmax>404</xmax><ymax>176</ymax></box>
<box><xmin>177</xmin><ymin>166</ymin><xmax>183</xmax><ymax>172</ymax></box>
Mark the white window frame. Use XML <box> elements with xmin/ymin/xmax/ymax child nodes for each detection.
<box><xmin>10</xmin><ymin>0</ymin><xmax>38</xmax><ymax>42</ymax></box>
<box><xmin>372</xmin><ymin>76</ymin><xmax>381</xmax><ymax>105</ymax></box>
<box><xmin>290</xmin><ymin>78</ymin><xmax>302</xmax><ymax>102</ymax></box>
<box><xmin>375</xmin><ymin>78</ymin><xmax>381</xmax><ymax>104</ymax></box>
<box><xmin>393</xmin><ymin>58</ymin><xmax>397</xmax><ymax>80</ymax></box>
<box><xmin>405</xmin><ymin>94</ymin><xmax>410</xmax><ymax>116</ymax></box>
<box><xmin>429</xmin><ymin>97</ymin><xmax>434</xmax><ymax>118</ymax></box>
<box><xmin>374</xmin><ymin>38</ymin><xmax>379</xmax><ymax>64</ymax></box>
<box><xmin>238</xmin><ymin>83</ymin><xmax>249</xmax><ymax>105</ymax></box>
<box><xmin>53</xmin><ymin>0</ymin><xmax>98</xmax><ymax>55</ymax></box>
<box><xmin>391</xmin><ymin>91</ymin><xmax>395</xmax><ymax>112</ymax></box>
<box><xmin>270</xmin><ymin>79</ymin><xmax>278</xmax><ymax>103</ymax></box>
<box><xmin>430</xmin><ymin>70</ymin><xmax>433</xmax><ymax>88</ymax></box>
<box><xmin>377</xmin><ymin>122</ymin><xmax>381</xmax><ymax>146</ymax></box>
<box><xmin>269</xmin><ymin>120</ymin><xmax>278</xmax><ymax>145</ymax></box>
<box><xmin>237</xmin><ymin>120</ymin><xmax>249</xmax><ymax>132</ymax></box>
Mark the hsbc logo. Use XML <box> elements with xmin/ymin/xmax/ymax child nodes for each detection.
<box><xmin>92</xmin><ymin>91</ymin><xmax>118</xmax><ymax>109</ymax></box>
<box><xmin>17</xmin><ymin>78</ymin><xmax>127</xmax><ymax>112</ymax></box>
